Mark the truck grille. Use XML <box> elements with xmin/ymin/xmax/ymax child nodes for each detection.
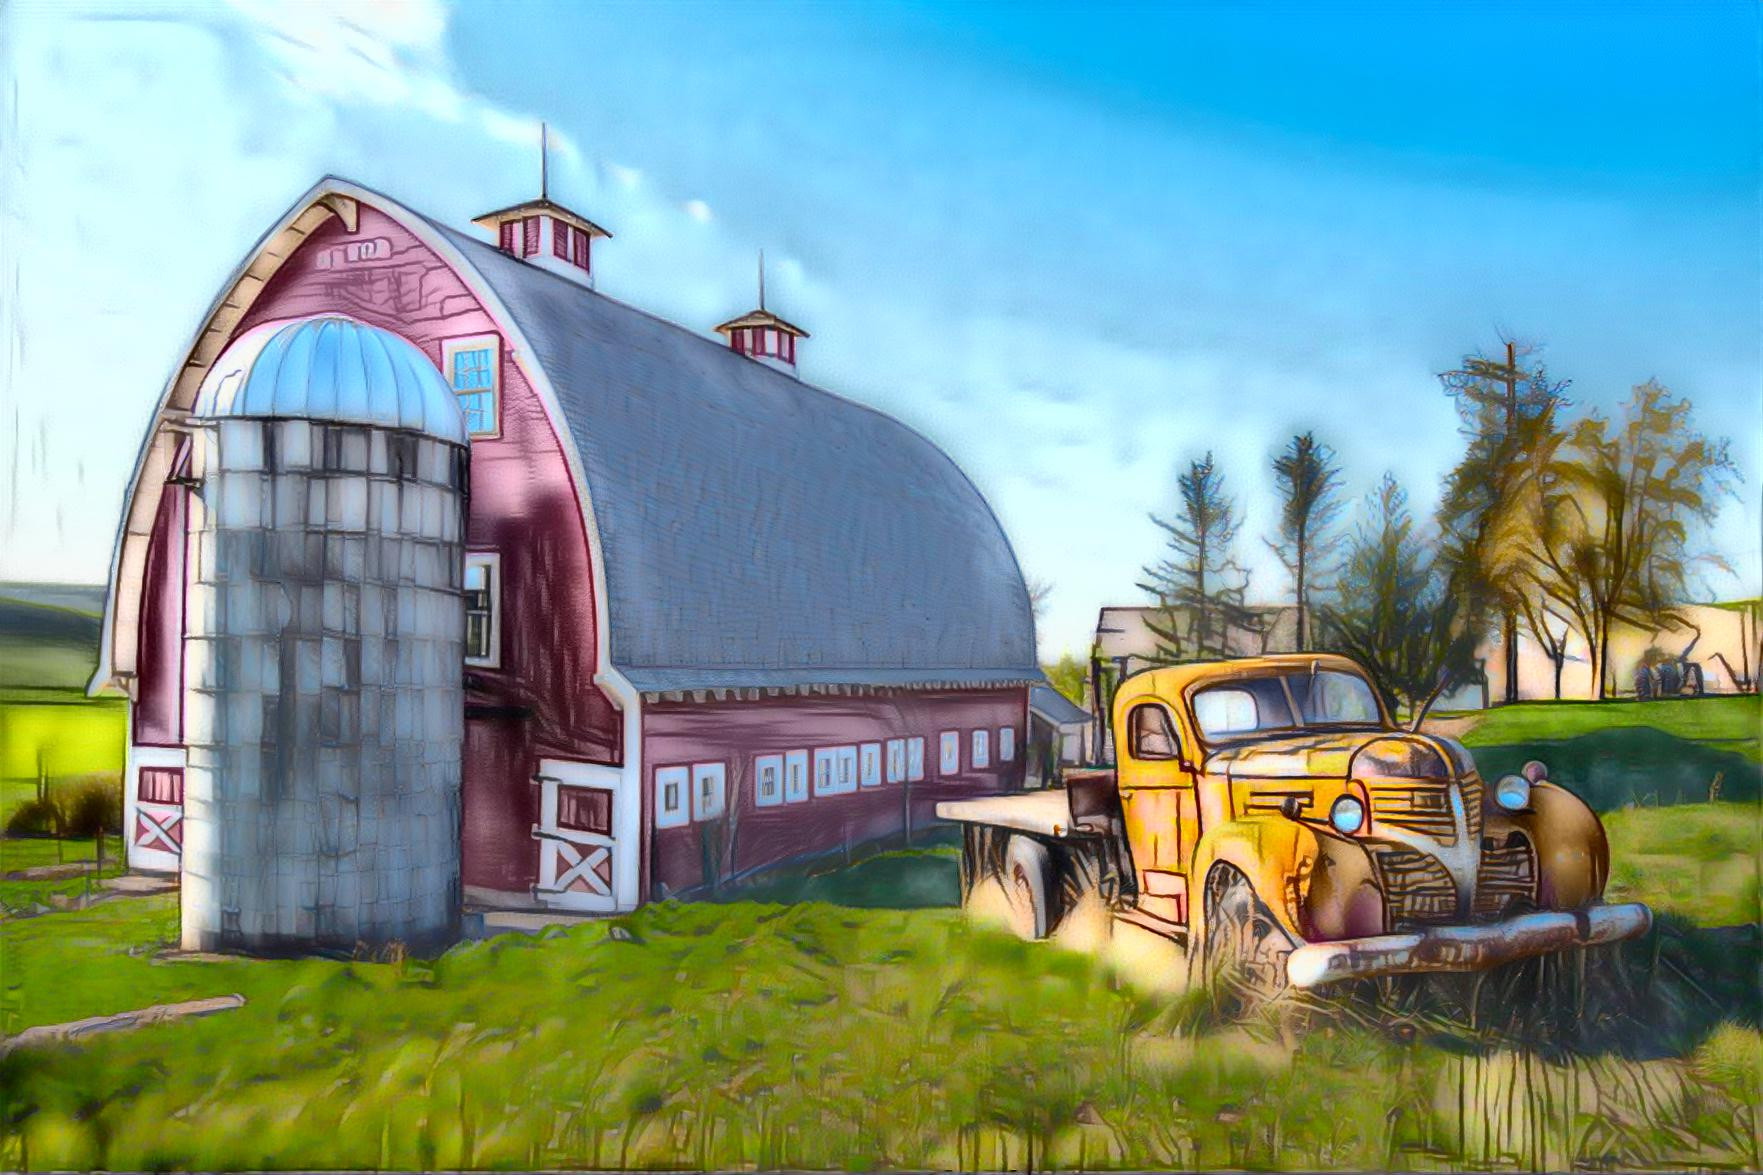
<box><xmin>1474</xmin><ymin>835</ymin><xmax>1536</xmax><ymax>919</ymax></box>
<box><xmin>1365</xmin><ymin>776</ymin><xmax>1482</xmax><ymax>846</ymax></box>
<box><xmin>1369</xmin><ymin>846</ymin><xmax>1458</xmax><ymax>929</ymax></box>
<box><xmin>1366</xmin><ymin>782</ymin><xmax>1458</xmax><ymax>843</ymax></box>
<box><xmin>1459</xmin><ymin>774</ymin><xmax>1484</xmax><ymax>848</ymax></box>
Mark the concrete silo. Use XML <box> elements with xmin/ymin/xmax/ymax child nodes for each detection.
<box><xmin>180</xmin><ymin>316</ymin><xmax>468</xmax><ymax>954</ymax></box>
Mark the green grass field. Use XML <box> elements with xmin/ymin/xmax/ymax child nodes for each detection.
<box><xmin>1</xmin><ymin>808</ymin><xmax>1758</xmax><ymax>1172</ymax></box>
<box><xmin>1455</xmin><ymin>694</ymin><xmax>1761</xmax><ymax>753</ymax></box>
<box><xmin>1450</xmin><ymin>695</ymin><xmax>1763</xmax><ymax>810</ymax></box>
<box><xmin>1</xmin><ymin>598</ymin><xmax>1758</xmax><ymax>1169</ymax></box>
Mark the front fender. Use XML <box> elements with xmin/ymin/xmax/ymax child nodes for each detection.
<box><xmin>1485</xmin><ymin>781</ymin><xmax>1609</xmax><ymax>910</ymax></box>
<box><xmin>1190</xmin><ymin>816</ymin><xmax>1317</xmax><ymax>949</ymax></box>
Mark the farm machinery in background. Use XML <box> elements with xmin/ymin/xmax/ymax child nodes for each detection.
<box><xmin>939</xmin><ymin>653</ymin><xmax>1650</xmax><ymax>1003</ymax></box>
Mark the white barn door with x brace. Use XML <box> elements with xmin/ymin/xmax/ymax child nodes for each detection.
<box><xmin>532</xmin><ymin>759</ymin><xmax>637</xmax><ymax>913</ymax></box>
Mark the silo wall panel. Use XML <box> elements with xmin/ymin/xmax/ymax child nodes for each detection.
<box><xmin>181</xmin><ymin>422</ymin><xmax>464</xmax><ymax>954</ymax></box>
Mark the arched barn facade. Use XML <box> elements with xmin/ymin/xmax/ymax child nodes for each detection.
<box><xmin>94</xmin><ymin>177</ymin><xmax>1037</xmax><ymax>928</ymax></box>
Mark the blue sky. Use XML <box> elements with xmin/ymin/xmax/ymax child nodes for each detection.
<box><xmin>2</xmin><ymin>0</ymin><xmax>1757</xmax><ymax>658</ymax></box>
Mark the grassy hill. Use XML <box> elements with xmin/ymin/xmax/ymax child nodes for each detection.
<box><xmin>0</xmin><ymin>588</ymin><xmax>124</xmax><ymax>792</ymax></box>
<box><xmin>0</xmin><ymin>597</ymin><xmax>102</xmax><ymax>693</ymax></box>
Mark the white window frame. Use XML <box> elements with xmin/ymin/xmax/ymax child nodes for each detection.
<box><xmin>463</xmin><ymin>551</ymin><xmax>502</xmax><ymax>668</ymax></box>
<box><xmin>907</xmin><ymin>736</ymin><xmax>926</xmax><ymax>782</ymax></box>
<box><xmin>691</xmin><ymin>762</ymin><xmax>726</xmax><ymax>822</ymax></box>
<box><xmin>885</xmin><ymin>738</ymin><xmax>907</xmax><ymax>784</ymax></box>
<box><xmin>654</xmin><ymin>765</ymin><xmax>689</xmax><ymax>829</ymax></box>
<box><xmin>754</xmin><ymin>753</ymin><xmax>784</xmax><ymax>808</ymax></box>
<box><xmin>999</xmin><ymin>725</ymin><xmax>1016</xmax><ymax>762</ymax></box>
<box><xmin>859</xmin><ymin>742</ymin><xmax>882</xmax><ymax>788</ymax></box>
<box><xmin>442</xmin><ymin>333</ymin><xmax>502</xmax><ymax>439</ymax></box>
<box><xmin>784</xmin><ymin>750</ymin><xmax>809</xmax><ymax>803</ymax></box>
<box><xmin>971</xmin><ymin>728</ymin><xmax>991</xmax><ymax>770</ymax></box>
<box><xmin>939</xmin><ymin>731</ymin><xmax>960</xmax><ymax>777</ymax></box>
<box><xmin>813</xmin><ymin>748</ymin><xmax>838</xmax><ymax>797</ymax></box>
<box><xmin>836</xmin><ymin>746</ymin><xmax>858</xmax><ymax>792</ymax></box>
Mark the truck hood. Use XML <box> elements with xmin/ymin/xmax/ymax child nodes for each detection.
<box><xmin>1204</xmin><ymin>729</ymin><xmax>1398</xmax><ymax>781</ymax></box>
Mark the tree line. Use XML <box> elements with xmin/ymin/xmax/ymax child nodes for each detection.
<box><xmin>1063</xmin><ymin>341</ymin><xmax>1738</xmax><ymax>721</ymax></box>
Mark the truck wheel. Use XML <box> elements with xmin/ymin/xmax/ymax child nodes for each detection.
<box><xmin>1202</xmin><ymin>864</ymin><xmax>1292</xmax><ymax>1012</ymax></box>
<box><xmin>1001</xmin><ymin>835</ymin><xmax>1057</xmax><ymax>940</ymax></box>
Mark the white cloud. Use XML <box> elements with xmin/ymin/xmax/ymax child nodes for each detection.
<box><xmin>683</xmin><ymin>199</ymin><xmax>713</xmax><ymax>223</ymax></box>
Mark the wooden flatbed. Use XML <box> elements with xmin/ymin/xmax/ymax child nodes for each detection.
<box><xmin>935</xmin><ymin>790</ymin><xmax>1094</xmax><ymax>839</ymax></box>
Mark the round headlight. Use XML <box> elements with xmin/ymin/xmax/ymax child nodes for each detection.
<box><xmin>1521</xmin><ymin>760</ymin><xmax>1549</xmax><ymax>784</ymax></box>
<box><xmin>1494</xmin><ymin>774</ymin><xmax>1532</xmax><ymax>812</ymax></box>
<box><xmin>1330</xmin><ymin>794</ymin><xmax>1366</xmax><ymax>835</ymax></box>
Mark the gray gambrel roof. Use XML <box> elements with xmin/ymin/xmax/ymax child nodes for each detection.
<box><xmin>428</xmin><ymin>219</ymin><xmax>1037</xmax><ymax>694</ymax></box>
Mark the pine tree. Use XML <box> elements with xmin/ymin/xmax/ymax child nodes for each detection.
<box><xmin>1267</xmin><ymin>431</ymin><xmax>1344</xmax><ymax>649</ymax></box>
<box><xmin>1138</xmin><ymin>452</ymin><xmax>1261</xmax><ymax>661</ymax></box>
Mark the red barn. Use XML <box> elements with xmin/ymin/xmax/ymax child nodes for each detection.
<box><xmin>93</xmin><ymin>176</ymin><xmax>1038</xmax><ymax>917</ymax></box>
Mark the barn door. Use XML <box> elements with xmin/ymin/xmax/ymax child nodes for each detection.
<box><xmin>533</xmin><ymin>759</ymin><xmax>632</xmax><ymax>913</ymax></box>
<box><xmin>132</xmin><ymin>766</ymin><xmax>185</xmax><ymax>864</ymax></box>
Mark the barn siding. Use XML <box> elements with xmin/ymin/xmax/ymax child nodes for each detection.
<box><xmin>132</xmin><ymin>480</ymin><xmax>186</xmax><ymax>746</ymax></box>
<box><xmin>641</xmin><ymin>686</ymin><xmax>1028</xmax><ymax>895</ymax></box>
<box><xmin>229</xmin><ymin>208</ymin><xmax>621</xmax><ymax>896</ymax></box>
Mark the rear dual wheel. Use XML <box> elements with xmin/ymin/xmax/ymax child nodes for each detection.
<box><xmin>1000</xmin><ymin>834</ymin><xmax>1056</xmax><ymax>940</ymax></box>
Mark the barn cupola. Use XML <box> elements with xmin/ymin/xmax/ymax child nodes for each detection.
<box><xmin>715</xmin><ymin>252</ymin><xmax>809</xmax><ymax>375</ymax></box>
<box><xmin>472</xmin><ymin>123</ymin><xmax>610</xmax><ymax>288</ymax></box>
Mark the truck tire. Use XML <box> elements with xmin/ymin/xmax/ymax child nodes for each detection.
<box><xmin>1201</xmin><ymin>864</ymin><xmax>1292</xmax><ymax>1013</ymax></box>
<box><xmin>1002</xmin><ymin>834</ymin><xmax>1057</xmax><ymax>940</ymax></box>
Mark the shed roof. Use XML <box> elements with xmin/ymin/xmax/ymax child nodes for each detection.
<box><xmin>1030</xmin><ymin>684</ymin><xmax>1091</xmax><ymax>728</ymax></box>
<box><xmin>428</xmin><ymin>217</ymin><xmax>1037</xmax><ymax>693</ymax></box>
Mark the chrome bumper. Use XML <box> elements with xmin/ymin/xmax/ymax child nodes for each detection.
<box><xmin>1285</xmin><ymin>903</ymin><xmax>1653</xmax><ymax>989</ymax></box>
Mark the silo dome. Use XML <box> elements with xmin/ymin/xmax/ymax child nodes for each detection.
<box><xmin>180</xmin><ymin>315</ymin><xmax>468</xmax><ymax>955</ymax></box>
<box><xmin>193</xmin><ymin>316</ymin><xmax>468</xmax><ymax>445</ymax></box>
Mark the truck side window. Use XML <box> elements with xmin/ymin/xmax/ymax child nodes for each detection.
<box><xmin>1129</xmin><ymin>703</ymin><xmax>1180</xmax><ymax>761</ymax></box>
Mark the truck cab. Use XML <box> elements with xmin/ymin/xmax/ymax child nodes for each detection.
<box><xmin>938</xmin><ymin>654</ymin><xmax>1650</xmax><ymax>1000</ymax></box>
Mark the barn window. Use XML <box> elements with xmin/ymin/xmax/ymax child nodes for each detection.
<box><xmin>522</xmin><ymin>215</ymin><xmax>540</xmax><ymax>256</ymax></box>
<box><xmin>971</xmin><ymin>729</ymin><xmax>991</xmax><ymax>770</ymax></box>
<box><xmin>571</xmin><ymin>227</ymin><xmax>590</xmax><ymax>270</ymax></box>
<box><xmin>907</xmin><ymin>737</ymin><xmax>926</xmax><ymax>781</ymax></box>
<box><xmin>859</xmin><ymin>743</ymin><xmax>882</xmax><ymax>788</ymax></box>
<box><xmin>553</xmin><ymin>218</ymin><xmax>571</xmax><ymax>260</ymax></box>
<box><xmin>692</xmin><ymin>763</ymin><xmax>726</xmax><ymax>821</ymax></box>
<box><xmin>999</xmin><ymin>726</ymin><xmax>1017</xmax><ymax>762</ymax></box>
<box><xmin>885</xmin><ymin>739</ymin><xmax>906</xmax><ymax>783</ymax></box>
<box><xmin>939</xmin><ymin>731</ymin><xmax>960</xmax><ymax>776</ymax></box>
<box><xmin>443</xmin><ymin>334</ymin><xmax>500</xmax><ymax>437</ymax></box>
<box><xmin>754</xmin><ymin>754</ymin><xmax>784</xmax><ymax>808</ymax></box>
<box><xmin>463</xmin><ymin>553</ymin><xmax>501</xmax><ymax>667</ymax></box>
<box><xmin>138</xmin><ymin>767</ymin><xmax>183</xmax><ymax>805</ymax></box>
<box><xmin>655</xmin><ymin>766</ymin><xmax>689</xmax><ymax>828</ymax></box>
<box><xmin>557</xmin><ymin>786</ymin><xmax>612</xmax><ymax>836</ymax></box>
<box><xmin>784</xmin><ymin>750</ymin><xmax>809</xmax><ymax>803</ymax></box>
<box><xmin>813</xmin><ymin>748</ymin><xmax>856</xmax><ymax>797</ymax></box>
<box><xmin>498</xmin><ymin>220</ymin><xmax>516</xmax><ymax>253</ymax></box>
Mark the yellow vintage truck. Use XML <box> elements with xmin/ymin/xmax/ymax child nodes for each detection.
<box><xmin>938</xmin><ymin>653</ymin><xmax>1650</xmax><ymax>997</ymax></box>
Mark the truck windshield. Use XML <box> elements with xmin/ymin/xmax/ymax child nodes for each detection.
<box><xmin>1191</xmin><ymin>671</ymin><xmax>1383</xmax><ymax>741</ymax></box>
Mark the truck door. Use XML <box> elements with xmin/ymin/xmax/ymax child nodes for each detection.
<box><xmin>1116</xmin><ymin>699</ymin><xmax>1201</xmax><ymax>926</ymax></box>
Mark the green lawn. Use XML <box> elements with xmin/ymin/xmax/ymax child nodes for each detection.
<box><xmin>1</xmin><ymin>802</ymin><xmax>1759</xmax><ymax>1172</ymax></box>
<box><xmin>1449</xmin><ymin>696</ymin><xmax>1763</xmax><ymax>810</ymax></box>
<box><xmin>1455</xmin><ymin>695</ymin><xmax>1761</xmax><ymax>754</ymax></box>
<box><xmin>1605</xmin><ymin>802</ymin><xmax>1760</xmax><ymax>928</ymax></box>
